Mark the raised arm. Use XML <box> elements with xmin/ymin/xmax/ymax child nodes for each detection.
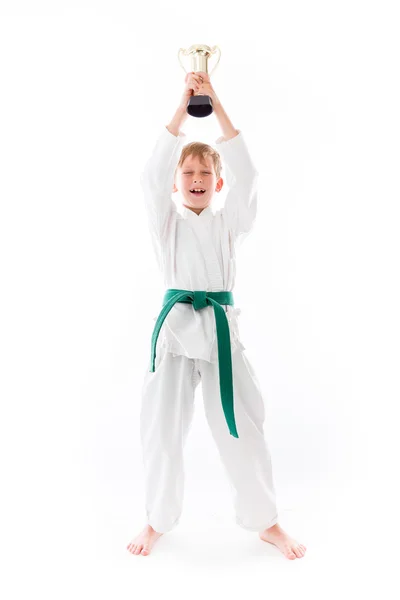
<box><xmin>194</xmin><ymin>72</ymin><xmax>259</xmax><ymax>242</ymax></box>
<box><xmin>215</xmin><ymin>129</ymin><xmax>259</xmax><ymax>242</ymax></box>
<box><xmin>140</xmin><ymin>109</ymin><xmax>187</xmax><ymax>241</ymax></box>
<box><xmin>140</xmin><ymin>72</ymin><xmax>205</xmax><ymax>240</ymax></box>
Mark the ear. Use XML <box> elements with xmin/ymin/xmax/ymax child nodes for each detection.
<box><xmin>215</xmin><ymin>177</ymin><xmax>224</xmax><ymax>192</ymax></box>
<box><xmin>172</xmin><ymin>182</ymin><xmax>178</xmax><ymax>193</ymax></box>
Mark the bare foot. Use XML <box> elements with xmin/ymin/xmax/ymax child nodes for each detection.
<box><xmin>127</xmin><ymin>524</ymin><xmax>163</xmax><ymax>556</ymax></box>
<box><xmin>259</xmin><ymin>523</ymin><xmax>307</xmax><ymax>560</ymax></box>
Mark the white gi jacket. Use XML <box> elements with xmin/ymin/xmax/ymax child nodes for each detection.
<box><xmin>141</xmin><ymin>125</ymin><xmax>258</xmax><ymax>363</ymax></box>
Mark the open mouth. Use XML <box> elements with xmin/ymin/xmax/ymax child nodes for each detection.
<box><xmin>189</xmin><ymin>189</ymin><xmax>206</xmax><ymax>196</ymax></box>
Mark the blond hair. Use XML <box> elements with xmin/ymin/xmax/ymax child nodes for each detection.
<box><xmin>176</xmin><ymin>142</ymin><xmax>222</xmax><ymax>180</ymax></box>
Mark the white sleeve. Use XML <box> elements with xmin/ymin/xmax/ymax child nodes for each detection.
<box><xmin>140</xmin><ymin>126</ymin><xmax>187</xmax><ymax>240</ymax></box>
<box><xmin>215</xmin><ymin>130</ymin><xmax>258</xmax><ymax>242</ymax></box>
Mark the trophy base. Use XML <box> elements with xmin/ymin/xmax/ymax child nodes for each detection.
<box><xmin>187</xmin><ymin>94</ymin><xmax>213</xmax><ymax>118</ymax></box>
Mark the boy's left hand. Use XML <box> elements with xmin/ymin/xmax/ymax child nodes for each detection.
<box><xmin>194</xmin><ymin>71</ymin><xmax>219</xmax><ymax>104</ymax></box>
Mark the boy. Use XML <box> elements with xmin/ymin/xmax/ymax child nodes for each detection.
<box><xmin>127</xmin><ymin>71</ymin><xmax>306</xmax><ymax>560</ymax></box>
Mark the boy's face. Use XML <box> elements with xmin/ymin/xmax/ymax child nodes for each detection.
<box><xmin>172</xmin><ymin>153</ymin><xmax>223</xmax><ymax>212</ymax></box>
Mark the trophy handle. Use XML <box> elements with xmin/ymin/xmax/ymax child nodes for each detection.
<box><xmin>208</xmin><ymin>45</ymin><xmax>221</xmax><ymax>76</ymax></box>
<box><xmin>177</xmin><ymin>48</ymin><xmax>188</xmax><ymax>73</ymax></box>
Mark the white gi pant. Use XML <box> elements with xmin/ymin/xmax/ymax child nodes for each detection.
<box><xmin>140</xmin><ymin>344</ymin><xmax>279</xmax><ymax>533</ymax></box>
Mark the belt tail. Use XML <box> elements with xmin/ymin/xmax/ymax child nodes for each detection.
<box><xmin>209</xmin><ymin>299</ymin><xmax>239</xmax><ymax>438</ymax></box>
<box><xmin>149</xmin><ymin>290</ymin><xmax>191</xmax><ymax>372</ymax></box>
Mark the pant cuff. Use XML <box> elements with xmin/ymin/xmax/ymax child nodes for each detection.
<box><xmin>235</xmin><ymin>513</ymin><xmax>279</xmax><ymax>532</ymax></box>
<box><xmin>147</xmin><ymin>514</ymin><xmax>181</xmax><ymax>534</ymax></box>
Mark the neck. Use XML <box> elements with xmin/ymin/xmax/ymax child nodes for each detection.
<box><xmin>183</xmin><ymin>204</ymin><xmax>207</xmax><ymax>215</ymax></box>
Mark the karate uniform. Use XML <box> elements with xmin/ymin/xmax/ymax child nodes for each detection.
<box><xmin>139</xmin><ymin>125</ymin><xmax>278</xmax><ymax>533</ymax></box>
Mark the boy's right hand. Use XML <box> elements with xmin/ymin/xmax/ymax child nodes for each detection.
<box><xmin>179</xmin><ymin>71</ymin><xmax>204</xmax><ymax>107</ymax></box>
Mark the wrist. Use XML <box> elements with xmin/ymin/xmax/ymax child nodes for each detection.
<box><xmin>212</xmin><ymin>97</ymin><xmax>222</xmax><ymax>112</ymax></box>
<box><xmin>178</xmin><ymin>97</ymin><xmax>189</xmax><ymax>111</ymax></box>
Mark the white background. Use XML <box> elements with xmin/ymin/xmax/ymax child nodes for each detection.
<box><xmin>0</xmin><ymin>1</ymin><xmax>399</xmax><ymax>598</ymax></box>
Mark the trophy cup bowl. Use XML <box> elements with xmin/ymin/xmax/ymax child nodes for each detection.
<box><xmin>178</xmin><ymin>44</ymin><xmax>221</xmax><ymax>118</ymax></box>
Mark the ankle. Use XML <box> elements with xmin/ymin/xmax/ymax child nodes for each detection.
<box><xmin>146</xmin><ymin>523</ymin><xmax>162</xmax><ymax>534</ymax></box>
<box><xmin>265</xmin><ymin>523</ymin><xmax>281</xmax><ymax>533</ymax></box>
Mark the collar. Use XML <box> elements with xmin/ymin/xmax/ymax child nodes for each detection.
<box><xmin>180</xmin><ymin>204</ymin><xmax>214</xmax><ymax>221</ymax></box>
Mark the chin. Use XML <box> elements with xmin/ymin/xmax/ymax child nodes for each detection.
<box><xmin>187</xmin><ymin>204</ymin><xmax>208</xmax><ymax>210</ymax></box>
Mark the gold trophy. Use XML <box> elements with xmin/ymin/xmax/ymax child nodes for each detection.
<box><xmin>178</xmin><ymin>44</ymin><xmax>221</xmax><ymax>118</ymax></box>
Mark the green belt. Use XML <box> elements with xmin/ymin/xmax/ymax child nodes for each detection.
<box><xmin>149</xmin><ymin>289</ymin><xmax>239</xmax><ymax>438</ymax></box>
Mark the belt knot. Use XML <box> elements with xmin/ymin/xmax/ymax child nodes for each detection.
<box><xmin>192</xmin><ymin>291</ymin><xmax>208</xmax><ymax>310</ymax></box>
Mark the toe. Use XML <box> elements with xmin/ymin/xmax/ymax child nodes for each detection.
<box><xmin>141</xmin><ymin>545</ymin><xmax>150</xmax><ymax>555</ymax></box>
<box><xmin>293</xmin><ymin>546</ymin><xmax>302</xmax><ymax>558</ymax></box>
<box><xmin>134</xmin><ymin>545</ymin><xmax>142</xmax><ymax>555</ymax></box>
<box><xmin>286</xmin><ymin>549</ymin><xmax>296</xmax><ymax>559</ymax></box>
